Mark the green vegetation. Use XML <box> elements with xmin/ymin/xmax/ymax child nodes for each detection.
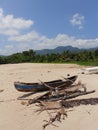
<box><xmin>0</xmin><ymin>49</ymin><xmax>98</xmax><ymax>66</ymax></box>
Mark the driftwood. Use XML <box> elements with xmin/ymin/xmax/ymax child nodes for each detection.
<box><xmin>48</xmin><ymin>90</ymin><xmax>95</xmax><ymax>102</ymax></box>
<box><xmin>27</xmin><ymin>82</ymin><xmax>88</xmax><ymax>105</ymax></box>
<box><xmin>35</xmin><ymin>101</ymin><xmax>68</xmax><ymax>129</ymax></box>
<box><xmin>35</xmin><ymin>95</ymin><xmax>98</xmax><ymax>113</ymax></box>
<box><xmin>27</xmin><ymin>91</ymin><xmax>50</xmax><ymax>105</ymax></box>
<box><xmin>62</xmin><ymin>90</ymin><xmax>95</xmax><ymax>100</ymax></box>
<box><xmin>0</xmin><ymin>89</ymin><xmax>4</xmax><ymax>93</ymax></box>
<box><xmin>57</xmin><ymin>81</ymin><xmax>86</xmax><ymax>94</ymax></box>
<box><xmin>18</xmin><ymin>77</ymin><xmax>97</xmax><ymax>129</ymax></box>
<box><xmin>43</xmin><ymin>107</ymin><xmax>67</xmax><ymax>129</ymax></box>
<box><xmin>35</xmin><ymin>101</ymin><xmax>61</xmax><ymax>112</ymax></box>
<box><xmin>35</xmin><ymin>97</ymin><xmax>98</xmax><ymax>129</ymax></box>
<box><xmin>25</xmin><ymin>90</ymin><xmax>96</xmax><ymax>130</ymax></box>
<box><xmin>61</xmin><ymin>76</ymin><xmax>76</xmax><ymax>84</ymax></box>
<box><xmin>27</xmin><ymin>87</ymin><xmax>95</xmax><ymax>105</ymax></box>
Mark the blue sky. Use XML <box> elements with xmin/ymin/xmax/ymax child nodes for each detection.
<box><xmin>0</xmin><ymin>0</ymin><xmax>98</xmax><ymax>55</ymax></box>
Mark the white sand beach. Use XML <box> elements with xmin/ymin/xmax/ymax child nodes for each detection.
<box><xmin>0</xmin><ymin>63</ymin><xmax>98</xmax><ymax>130</ymax></box>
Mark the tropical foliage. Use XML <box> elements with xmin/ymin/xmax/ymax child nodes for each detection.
<box><xmin>0</xmin><ymin>49</ymin><xmax>98</xmax><ymax>66</ymax></box>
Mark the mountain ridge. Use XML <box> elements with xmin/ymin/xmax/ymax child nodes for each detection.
<box><xmin>35</xmin><ymin>45</ymin><xmax>98</xmax><ymax>55</ymax></box>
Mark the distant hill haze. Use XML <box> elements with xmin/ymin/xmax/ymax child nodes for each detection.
<box><xmin>1</xmin><ymin>46</ymin><xmax>98</xmax><ymax>56</ymax></box>
<box><xmin>35</xmin><ymin>46</ymin><xmax>98</xmax><ymax>55</ymax></box>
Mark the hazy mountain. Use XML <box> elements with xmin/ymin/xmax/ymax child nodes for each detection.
<box><xmin>1</xmin><ymin>46</ymin><xmax>98</xmax><ymax>56</ymax></box>
<box><xmin>35</xmin><ymin>46</ymin><xmax>83</xmax><ymax>55</ymax></box>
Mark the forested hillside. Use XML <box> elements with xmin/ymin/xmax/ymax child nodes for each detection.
<box><xmin>0</xmin><ymin>49</ymin><xmax>98</xmax><ymax>66</ymax></box>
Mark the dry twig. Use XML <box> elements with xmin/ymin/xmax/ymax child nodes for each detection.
<box><xmin>43</xmin><ymin>107</ymin><xmax>68</xmax><ymax>129</ymax></box>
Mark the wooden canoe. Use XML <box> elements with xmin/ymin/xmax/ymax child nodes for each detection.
<box><xmin>14</xmin><ymin>75</ymin><xmax>77</xmax><ymax>92</ymax></box>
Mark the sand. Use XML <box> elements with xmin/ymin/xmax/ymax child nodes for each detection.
<box><xmin>0</xmin><ymin>63</ymin><xmax>98</xmax><ymax>130</ymax></box>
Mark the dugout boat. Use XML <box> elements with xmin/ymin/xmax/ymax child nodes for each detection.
<box><xmin>14</xmin><ymin>75</ymin><xmax>77</xmax><ymax>92</ymax></box>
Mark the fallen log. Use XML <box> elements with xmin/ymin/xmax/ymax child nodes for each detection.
<box><xmin>27</xmin><ymin>91</ymin><xmax>50</xmax><ymax>105</ymax></box>
<box><xmin>27</xmin><ymin>89</ymin><xmax>95</xmax><ymax>105</ymax></box>
<box><xmin>63</xmin><ymin>90</ymin><xmax>95</xmax><ymax>100</ymax></box>
<box><xmin>47</xmin><ymin>90</ymin><xmax>95</xmax><ymax>102</ymax></box>
<box><xmin>58</xmin><ymin>82</ymin><xmax>86</xmax><ymax>94</ymax></box>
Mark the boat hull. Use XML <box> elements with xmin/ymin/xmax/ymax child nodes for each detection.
<box><xmin>14</xmin><ymin>75</ymin><xmax>77</xmax><ymax>92</ymax></box>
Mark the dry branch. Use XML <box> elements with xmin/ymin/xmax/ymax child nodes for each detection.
<box><xmin>35</xmin><ymin>101</ymin><xmax>61</xmax><ymax>112</ymax></box>
<box><xmin>42</xmin><ymin>107</ymin><xmax>68</xmax><ymax>129</ymax></box>
<box><xmin>62</xmin><ymin>90</ymin><xmax>95</xmax><ymax>100</ymax></box>
<box><xmin>27</xmin><ymin>91</ymin><xmax>50</xmax><ymax>105</ymax></box>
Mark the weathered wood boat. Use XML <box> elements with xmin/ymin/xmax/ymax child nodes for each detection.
<box><xmin>14</xmin><ymin>75</ymin><xmax>77</xmax><ymax>92</ymax></box>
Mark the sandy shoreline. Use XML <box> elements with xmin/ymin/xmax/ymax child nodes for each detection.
<box><xmin>0</xmin><ymin>63</ymin><xmax>98</xmax><ymax>130</ymax></box>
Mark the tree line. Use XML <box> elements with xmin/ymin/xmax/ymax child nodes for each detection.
<box><xmin>0</xmin><ymin>49</ymin><xmax>98</xmax><ymax>65</ymax></box>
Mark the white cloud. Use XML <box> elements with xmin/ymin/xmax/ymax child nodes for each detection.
<box><xmin>9</xmin><ymin>31</ymin><xmax>42</xmax><ymax>42</ymax></box>
<box><xmin>0</xmin><ymin>8</ymin><xmax>98</xmax><ymax>55</ymax></box>
<box><xmin>0</xmin><ymin>8</ymin><xmax>3</xmax><ymax>17</ymax></box>
<box><xmin>0</xmin><ymin>8</ymin><xmax>33</xmax><ymax>36</ymax></box>
<box><xmin>1</xmin><ymin>32</ymin><xmax>98</xmax><ymax>55</ymax></box>
<box><xmin>1</xmin><ymin>15</ymin><xmax>33</xmax><ymax>29</ymax></box>
<box><xmin>0</xmin><ymin>29</ymin><xmax>19</xmax><ymax>36</ymax></box>
<box><xmin>5</xmin><ymin>44</ymin><xmax>14</xmax><ymax>49</ymax></box>
<box><xmin>70</xmin><ymin>13</ymin><xmax>85</xmax><ymax>29</ymax></box>
<box><xmin>8</xmin><ymin>32</ymin><xmax>98</xmax><ymax>51</ymax></box>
